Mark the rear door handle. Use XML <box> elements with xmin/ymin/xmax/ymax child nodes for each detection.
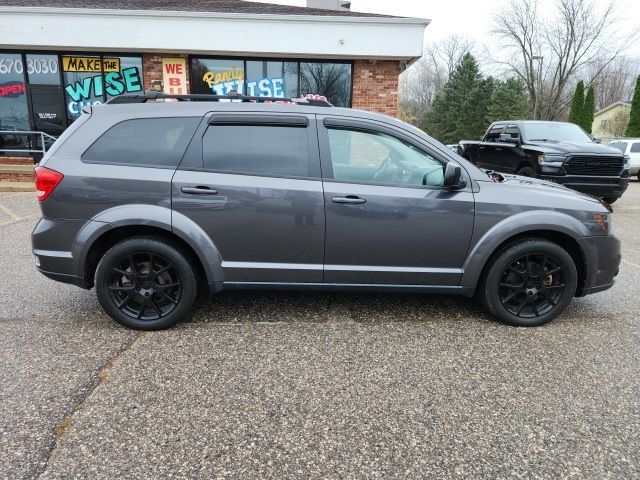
<box><xmin>181</xmin><ymin>186</ymin><xmax>218</xmax><ymax>195</ymax></box>
<box><xmin>331</xmin><ymin>195</ymin><xmax>366</xmax><ymax>205</ymax></box>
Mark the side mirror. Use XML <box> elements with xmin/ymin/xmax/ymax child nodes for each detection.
<box><xmin>443</xmin><ymin>163</ymin><xmax>464</xmax><ymax>188</ymax></box>
<box><xmin>499</xmin><ymin>133</ymin><xmax>517</xmax><ymax>143</ymax></box>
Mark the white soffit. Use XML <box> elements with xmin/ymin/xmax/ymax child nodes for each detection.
<box><xmin>0</xmin><ymin>7</ymin><xmax>429</xmax><ymax>60</ymax></box>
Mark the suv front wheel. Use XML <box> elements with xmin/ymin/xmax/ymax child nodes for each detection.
<box><xmin>481</xmin><ymin>239</ymin><xmax>578</xmax><ymax>327</ymax></box>
<box><xmin>95</xmin><ymin>237</ymin><xmax>197</xmax><ymax>330</ymax></box>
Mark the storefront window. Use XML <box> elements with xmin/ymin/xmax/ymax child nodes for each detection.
<box><xmin>105</xmin><ymin>56</ymin><xmax>143</xmax><ymax>100</ymax></box>
<box><xmin>245</xmin><ymin>60</ymin><xmax>298</xmax><ymax>98</ymax></box>
<box><xmin>190</xmin><ymin>58</ymin><xmax>244</xmax><ymax>95</ymax></box>
<box><xmin>25</xmin><ymin>54</ymin><xmax>60</xmax><ymax>85</ymax></box>
<box><xmin>0</xmin><ymin>53</ymin><xmax>30</xmax><ymax>152</ymax></box>
<box><xmin>300</xmin><ymin>62</ymin><xmax>352</xmax><ymax>107</ymax></box>
<box><xmin>190</xmin><ymin>57</ymin><xmax>352</xmax><ymax>106</ymax></box>
<box><xmin>62</xmin><ymin>55</ymin><xmax>143</xmax><ymax>122</ymax></box>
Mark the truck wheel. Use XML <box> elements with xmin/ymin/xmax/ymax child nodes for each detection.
<box><xmin>603</xmin><ymin>196</ymin><xmax>620</xmax><ymax>204</ymax></box>
<box><xmin>517</xmin><ymin>166</ymin><xmax>535</xmax><ymax>177</ymax></box>
<box><xmin>95</xmin><ymin>237</ymin><xmax>198</xmax><ymax>330</ymax></box>
<box><xmin>480</xmin><ymin>239</ymin><xmax>577</xmax><ymax>327</ymax></box>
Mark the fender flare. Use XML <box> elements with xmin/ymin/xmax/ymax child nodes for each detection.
<box><xmin>461</xmin><ymin>210</ymin><xmax>590</xmax><ymax>290</ymax></box>
<box><xmin>72</xmin><ymin>204</ymin><xmax>223</xmax><ymax>287</ymax></box>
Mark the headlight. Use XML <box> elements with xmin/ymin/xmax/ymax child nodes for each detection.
<box><xmin>590</xmin><ymin>212</ymin><xmax>612</xmax><ymax>235</ymax></box>
<box><xmin>624</xmin><ymin>155</ymin><xmax>630</xmax><ymax>170</ymax></box>
<box><xmin>538</xmin><ymin>154</ymin><xmax>565</xmax><ymax>166</ymax></box>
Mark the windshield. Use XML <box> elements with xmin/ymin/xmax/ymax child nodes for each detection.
<box><xmin>521</xmin><ymin>122</ymin><xmax>593</xmax><ymax>143</ymax></box>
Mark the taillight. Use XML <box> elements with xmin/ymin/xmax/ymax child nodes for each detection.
<box><xmin>35</xmin><ymin>166</ymin><xmax>64</xmax><ymax>201</ymax></box>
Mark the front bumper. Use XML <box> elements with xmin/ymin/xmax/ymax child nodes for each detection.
<box><xmin>576</xmin><ymin>234</ymin><xmax>621</xmax><ymax>297</ymax></box>
<box><xmin>539</xmin><ymin>174</ymin><xmax>629</xmax><ymax>198</ymax></box>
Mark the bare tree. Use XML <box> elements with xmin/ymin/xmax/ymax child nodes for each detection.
<box><xmin>586</xmin><ymin>56</ymin><xmax>640</xmax><ymax>110</ymax></box>
<box><xmin>493</xmin><ymin>0</ymin><xmax>636</xmax><ymax>120</ymax></box>
<box><xmin>399</xmin><ymin>35</ymin><xmax>476</xmax><ymax>125</ymax></box>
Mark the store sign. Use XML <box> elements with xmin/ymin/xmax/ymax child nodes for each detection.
<box><xmin>203</xmin><ymin>67</ymin><xmax>244</xmax><ymax>95</ymax></box>
<box><xmin>162</xmin><ymin>58</ymin><xmax>187</xmax><ymax>95</ymax></box>
<box><xmin>65</xmin><ymin>67</ymin><xmax>143</xmax><ymax>114</ymax></box>
<box><xmin>62</xmin><ymin>56</ymin><xmax>120</xmax><ymax>73</ymax></box>
<box><xmin>0</xmin><ymin>81</ymin><xmax>25</xmax><ymax>97</ymax></box>
<box><xmin>202</xmin><ymin>68</ymin><xmax>286</xmax><ymax>97</ymax></box>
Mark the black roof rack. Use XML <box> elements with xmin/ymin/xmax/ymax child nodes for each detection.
<box><xmin>105</xmin><ymin>91</ymin><xmax>334</xmax><ymax>107</ymax></box>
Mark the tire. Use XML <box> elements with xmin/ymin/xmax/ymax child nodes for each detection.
<box><xmin>516</xmin><ymin>166</ymin><xmax>535</xmax><ymax>177</ymax></box>
<box><xmin>95</xmin><ymin>237</ymin><xmax>197</xmax><ymax>330</ymax></box>
<box><xmin>480</xmin><ymin>239</ymin><xmax>578</xmax><ymax>327</ymax></box>
<box><xmin>603</xmin><ymin>196</ymin><xmax>620</xmax><ymax>204</ymax></box>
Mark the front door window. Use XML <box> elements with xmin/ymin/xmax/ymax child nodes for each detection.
<box><xmin>327</xmin><ymin>128</ymin><xmax>446</xmax><ymax>187</ymax></box>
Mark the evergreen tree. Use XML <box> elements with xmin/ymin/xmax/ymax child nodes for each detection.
<box><xmin>485</xmin><ymin>78</ymin><xmax>533</xmax><ymax>123</ymax></box>
<box><xmin>582</xmin><ymin>85</ymin><xmax>595</xmax><ymax>133</ymax></box>
<box><xmin>626</xmin><ymin>76</ymin><xmax>640</xmax><ymax>137</ymax></box>
<box><xmin>568</xmin><ymin>81</ymin><xmax>585</xmax><ymax>125</ymax></box>
<box><xmin>424</xmin><ymin>53</ymin><xmax>493</xmax><ymax>143</ymax></box>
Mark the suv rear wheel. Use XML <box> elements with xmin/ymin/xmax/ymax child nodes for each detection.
<box><xmin>95</xmin><ymin>237</ymin><xmax>197</xmax><ymax>330</ymax></box>
<box><xmin>481</xmin><ymin>239</ymin><xmax>577</xmax><ymax>327</ymax></box>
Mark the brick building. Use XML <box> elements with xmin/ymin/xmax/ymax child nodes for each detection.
<box><xmin>0</xmin><ymin>0</ymin><xmax>427</xmax><ymax>154</ymax></box>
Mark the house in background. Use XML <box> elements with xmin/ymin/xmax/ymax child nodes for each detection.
<box><xmin>592</xmin><ymin>101</ymin><xmax>631</xmax><ymax>142</ymax></box>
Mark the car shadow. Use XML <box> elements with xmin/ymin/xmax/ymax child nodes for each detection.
<box><xmin>187</xmin><ymin>290</ymin><xmax>489</xmax><ymax>324</ymax></box>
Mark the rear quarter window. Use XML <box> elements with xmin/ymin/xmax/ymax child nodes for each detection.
<box><xmin>608</xmin><ymin>141</ymin><xmax>628</xmax><ymax>153</ymax></box>
<box><xmin>82</xmin><ymin>117</ymin><xmax>200</xmax><ymax>168</ymax></box>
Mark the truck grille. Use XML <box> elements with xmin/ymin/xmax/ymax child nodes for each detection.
<box><xmin>564</xmin><ymin>156</ymin><xmax>623</xmax><ymax>176</ymax></box>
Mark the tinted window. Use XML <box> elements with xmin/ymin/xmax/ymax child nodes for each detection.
<box><xmin>504</xmin><ymin>125</ymin><xmax>520</xmax><ymax>139</ymax></box>
<box><xmin>631</xmin><ymin>143</ymin><xmax>640</xmax><ymax>153</ymax></box>
<box><xmin>327</xmin><ymin>128</ymin><xmax>445</xmax><ymax>187</ymax></box>
<box><xmin>82</xmin><ymin>117</ymin><xmax>199</xmax><ymax>167</ymax></box>
<box><xmin>485</xmin><ymin>125</ymin><xmax>505</xmax><ymax>141</ymax></box>
<box><xmin>203</xmin><ymin>124</ymin><xmax>309</xmax><ymax>177</ymax></box>
<box><xmin>609</xmin><ymin>141</ymin><xmax>628</xmax><ymax>153</ymax></box>
<box><xmin>521</xmin><ymin>122</ymin><xmax>592</xmax><ymax>142</ymax></box>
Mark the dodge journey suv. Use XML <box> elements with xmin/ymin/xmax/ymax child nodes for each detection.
<box><xmin>32</xmin><ymin>92</ymin><xmax>620</xmax><ymax>329</ymax></box>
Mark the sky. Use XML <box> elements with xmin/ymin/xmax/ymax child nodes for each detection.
<box><xmin>251</xmin><ymin>0</ymin><xmax>640</xmax><ymax>57</ymax></box>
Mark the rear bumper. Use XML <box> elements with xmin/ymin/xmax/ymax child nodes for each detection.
<box><xmin>36</xmin><ymin>268</ymin><xmax>89</xmax><ymax>288</ymax></box>
<box><xmin>32</xmin><ymin>216</ymin><xmax>105</xmax><ymax>289</ymax></box>
<box><xmin>576</xmin><ymin>234</ymin><xmax>621</xmax><ymax>297</ymax></box>
<box><xmin>539</xmin><ymin>174</ymin><xmax>629</xmax><ymax>198</ymax></box>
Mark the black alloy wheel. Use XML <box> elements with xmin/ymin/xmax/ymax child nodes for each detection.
<box><xmin>108</xmin><ymin>252</ymin><xmax>182</xmax><ymax>321</ymax></box>
<box><xmin>96</xmin><ymin>238</ymin><xmax>197</xmax><ymax>330</ymax></box>
<box><xmin>498</xmin><ymin>253</ymin><xmax>564</xmax><ymax>318</ymax></box>
<box><xmin>481</xmin><ymin>239</ymin><xmax>578</xmax><ymax>326</ymax></box>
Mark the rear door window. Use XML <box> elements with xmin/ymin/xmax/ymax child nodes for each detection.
<box><xmin>202</xmin><ymin>123</ymin><xmax>310</xmax><ymax>177</ymax></box>
<box><xmin>485</xmin><ymin>124</ymin><xmax>505</xmax><ymax>142</ymax></box>
<box><xmin>504</xmin><ymin>125</ymin><xmax>521</xmax><ymax>140</ymax></box>
<box><xmin>82</xmin><ymin>117</ymin><xmax>200</xmax><ymax>167</ymax></box>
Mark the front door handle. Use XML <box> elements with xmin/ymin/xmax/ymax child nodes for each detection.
<box><xmin>181</xmin><ymin>186</ymin><xmax>218</xmax><ymax>195</ymax></box>
<box><xmin>331</xmin><ymin>195</ymin><xmax>366</xmax><ymax>205</ymax></box>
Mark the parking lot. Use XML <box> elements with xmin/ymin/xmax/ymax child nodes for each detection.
<box><xmin>1</xmin><ymin>184</ymin><xmax>639</xmax><ymax>479</ymax></box>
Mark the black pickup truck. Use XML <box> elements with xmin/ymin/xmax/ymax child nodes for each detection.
<box><xmin>458</xmin><ymin>120</ymin><xmax>630</xmax><ymax>203</ymax></box>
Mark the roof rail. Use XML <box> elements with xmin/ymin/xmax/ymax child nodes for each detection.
<box><xmin>105</xmin><ymin>91</ymin><xmax>334</xmax><ymax>107</ymax></box>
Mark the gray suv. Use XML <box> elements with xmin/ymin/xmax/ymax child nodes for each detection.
<box><xmin>32</xmin><ymin>93</ymin><xmax>620</xmax><ymax>330</ymax></box>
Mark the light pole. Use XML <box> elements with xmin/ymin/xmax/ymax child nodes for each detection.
<box><xmin>532</xmin><ymin>55</ymin><xmax>544</xmax><ymax>120</ymax></box>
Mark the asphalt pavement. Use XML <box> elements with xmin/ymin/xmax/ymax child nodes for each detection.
<box><xmin>0</xmin><ymin>185</ymin><xmax>639</xmax><ymax>479</ymax></box>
